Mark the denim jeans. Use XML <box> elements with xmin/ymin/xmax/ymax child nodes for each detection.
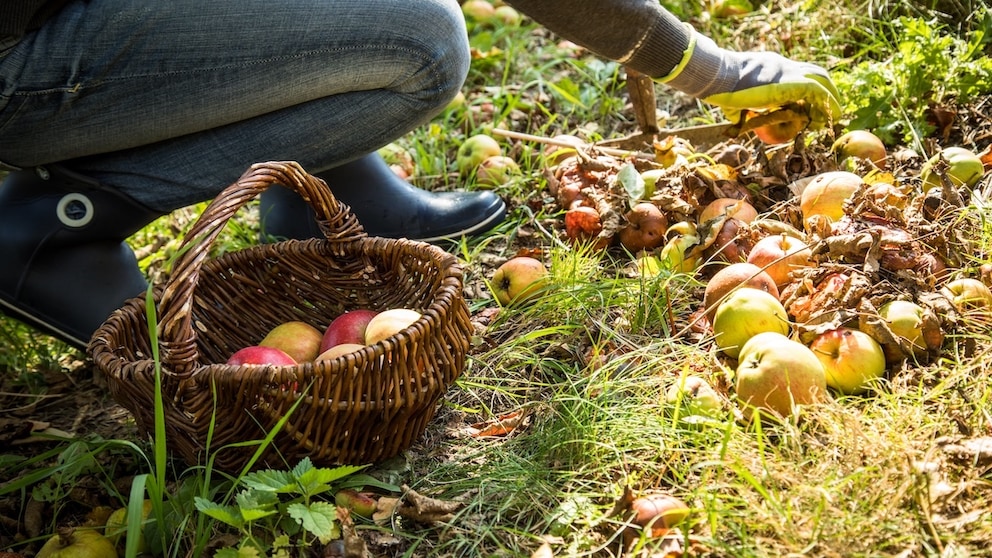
<box><xmin>0</xmin><ymin>0</ymin><xmax>469</xmax><ymax>212</ymax></box>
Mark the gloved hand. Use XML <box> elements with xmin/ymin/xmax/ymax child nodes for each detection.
<box><xmin>703</xmin><ymin>51</ymin><xmax>841</xmax><ymax>129</ymax></box>
<box><xmin>661</xmin><ymin>28</ymin><xmax>842</xmax><ymax>129</ymax></box>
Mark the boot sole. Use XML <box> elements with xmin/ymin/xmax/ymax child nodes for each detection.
<box><xmin>0</xmin><ymin>294</ymin><xmax>90</xmax><ymax>349</ymax></box>
<box><xmin>412</xmin><ymin>201</ymin><xmax>508</xmax><ymax>243</ymax></box>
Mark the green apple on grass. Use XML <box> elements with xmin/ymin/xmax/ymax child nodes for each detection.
<box><xmin>712</xmin><ymin>287</ymin><xmax>790</xmax><ymax>359</ymax></box>
<box><xmin>735</xmin><ymin>331</ymin><xmax>827</xmax><ymax>420</ymax></box>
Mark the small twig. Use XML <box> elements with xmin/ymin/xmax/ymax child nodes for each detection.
<box><xmin>491</xmin><ymin>128</ymin><xmax>657</xmax><ymax>161</ymax></box>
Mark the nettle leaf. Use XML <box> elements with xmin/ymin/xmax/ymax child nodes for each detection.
<box><xmin>296</xmin><ymin>465</ymin><xmax>367</xmax><ymax>497</ymax></box>
<box><xmin>616</xmin><ymin>162</ymin><xmax>645</xmax><ymax>204</ymax></box>
<box><xmin>194</xmin><ymin>497</ymin><xmax>244</xmax><ymax>529</ymax></box>
<box><xmin>235</xmin><ymin>490</ymin><xmax>279</xmax><ymax>522</ymax></box>
<box><xmin>240</xmin><ymin>469</ymin><xmax>296</xmax><ymax>493</ymax></box>
<box><xmin>287</xmin><ymin>501</ymin><xmax>340</xmax><ymax>544</ymax></box>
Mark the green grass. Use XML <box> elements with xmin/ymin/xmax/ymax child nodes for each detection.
<box><xmin>4</xmin><ymin>0</ymin><xmax>992</xmax><ymax>556</ymax></box>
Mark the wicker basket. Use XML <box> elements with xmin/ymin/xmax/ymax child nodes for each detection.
<box><xmin>88</xmin><ymin>161</ymin><xmax>472</xmax><ymax>472</ymax></box>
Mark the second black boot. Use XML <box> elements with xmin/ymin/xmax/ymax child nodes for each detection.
<box><xmin>0</xmin><ymin>165</ymin><xmax>162</xmax><ymax>349</ymax></box>
<box><xmin>259</xmin><ymin>152</ymin><xmax>507</xmax><ymax>243</ymax></box>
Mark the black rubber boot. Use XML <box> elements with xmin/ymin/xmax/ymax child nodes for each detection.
<box><xmin>259</xmin><ymin>152</ymin><xmax>507</xmax><ymax>243</ymax></box>
<box><xmin>0</xmin><ymin>165</ymin><xmax>162</xmax><ymax>349</ymax></box>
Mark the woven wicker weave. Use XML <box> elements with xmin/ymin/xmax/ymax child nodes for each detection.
<box><xmin>88</xmin><ymin>161</ymin><xmax>471</xmax><ymax>472</ymax></box>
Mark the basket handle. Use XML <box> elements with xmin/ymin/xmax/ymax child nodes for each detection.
<box><xmin>155</xmin><ymin>161</ymin><xmax>366</xmax><ymax>377</ymax></box>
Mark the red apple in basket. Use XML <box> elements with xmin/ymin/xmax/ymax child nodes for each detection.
<box><xmin>321</xmin><ymin>309</ymin><xmax>379</xmax><ymax>353</ymax></box>
<box><xmin>364</xmin><ymin>308</ymin><xmax>423</xmax><ymax>345</ymax></box>
<box><xmin>226</xmin><ymin>345</ymin><xmax>297</xmax><ymax>366</ymax></box>
<box><xmin>259</xmin><ymin>320</ymin><xmax>323</xmax><ymax>363</ymax></box>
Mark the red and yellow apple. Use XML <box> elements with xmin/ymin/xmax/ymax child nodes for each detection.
<box><xmin>746</xmin><ymin>233</ymin><xmax>813</xmax><ymax>288</ymax></box>
<box><xmin>735</xmin><ymin>331</ymin><xmax>827</xmax><ymax>420</ymax></box>
<box><xmin>808</xmin><ymin>327</ymin><xmax>886</xmax><ymax>395</ymax></box>
<box><xmin>259</xmin><ymin>321</ymin><xmax>323</xmax><ymax>363</ymax></box>
<box><xmin>750</xmin><ymin>113</ymin><xmax>808</xmax><ymax>145</ymax></box>
<box><xmin>711</xmin><ymin>287</ymin><xmax>790</xmax><ymax>359</ymax></box>
<box><xmin>364</xmin><ymin>308</ymin><xmax>423</xmax><ymax>345</ymax></box>
<box><xmin>490</xmin><ymin>256</ymin><xmax>549</xmax><ymax>305</ymax></box>
<box><xmin>629</xmin><ymin>493</ymin><xmax>690</xmax><ymax>538</ymax></box>
<box><xmin>315</xmin><ymin>343</ymin><xmax>367</xmax><ymax>363</ymax></box>
<box><xmin>699</xmin><ymin>197</ymin><xmax>758</xmax><ymax>225</ymax></box>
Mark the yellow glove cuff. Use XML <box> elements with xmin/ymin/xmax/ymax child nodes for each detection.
<box><xmin>657</xmin><ymin>23</ymin><xmax>697</xmax><ymax>85</ymax></box>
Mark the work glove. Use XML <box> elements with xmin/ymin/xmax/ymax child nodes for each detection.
<box><xmin>660</xmin><ymin>26</ymin><xmax>842</xmax><ymax>129</ymax></box>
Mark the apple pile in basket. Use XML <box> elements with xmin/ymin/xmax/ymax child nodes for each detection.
<box><xmin>226</xmin><ymin>308</ymin><xmax>421</xmax><ymax>366</ymax></box>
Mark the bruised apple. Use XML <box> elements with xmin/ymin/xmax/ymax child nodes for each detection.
<box><xmin>629</xmin><ymin>493</ymin><xmax>690</xmax><ymax>537</ymax></box>
<box><xmin>490</xmin><ymin>256</ymin><xmax>549</xmax><ymax>305</ymax></box>
<box><xmin>226</xmin><ymin>345</ymin><xmax>297</xmax><ymax>366</ymax></box>
<box><xmin>702</xmin><ymin>262</ymin><xmax>779</xmax><ymax>322</ymax></box>
<box><xmin>699</xmin><ymin>197</ymin><xmax>758</xmax><ymax>225</ymax></box>
<box><xmin>321</xmin><ymin>309</ymin><xmax>379</xmax><ymax>353</ymax></box>
<box><xmin>746</xmin><ymin>234</ymin><xmax>813</xmax><ymax>288</ymax></box>
<box><xmin>364</xmin><ymin>308</ymin><xmax>423</xmax><ymax>345</ymax></box>
<box><xmin>735</xmin><ymin>331</ymin><xmax>826</xmax><ymax>420</ymax></box>
<box><xmin>259</xmin><ymin>321</ymin><xmax>323</xmax><ymax>363</ymax></box>
<box><xmin>799</xmin><ymin>171</ymin><xmax>864</xmax><ymax>224</ymax></box>
<box><xmin>618</xmin><ymin>202</ymin><xmax>668</xmax><ymax>253</ymax></box>
<box><xmin>711</xmin><ymin>287</ymin><xmax>790</xmax><ymax>359</ymax></box>
<box><xmin>808</xmin><ymin>327</ymin><xmax>886</xmax><ymax>395</ymax></box>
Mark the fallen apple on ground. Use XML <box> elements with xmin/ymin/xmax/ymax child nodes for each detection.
<box><xmin>618</xmin><ymin>202</ymin><xmax>668</xmax><ymax>253</ymax></box>
<box><xmin>735</xmin><ymin>331</ymin><xmax>827</xmax><ymax>420</ymax></box>
<box><xmin>665</xmin><ymin>375</ymin><xmax>724</xmax><ymax>418</ymax></box>
<box><xmin>476</xmin><ymin>155</ymin><xmax>520</xmax><ymax>186</ymax></box>
<box><xmin>832</xmin><ymin>129</ymin><xmax>888</xmax><ymax>170</ymax></box>
<box><xmin>456</xmin><ymin>133</ymin><xmax>502</xmax><ymax>175</ymax></box>
<box><xmin>490</xmin><ymin>256</ymin><xmax>549</xmax><ymax>305</ymax></box>
<box><xmin>920</xmin><ymin>146</ymin><xmax>985</xmax><ymax>192</ymax></box>
<box><xmin>940</xmin><ymin>277</ymin><xmax>992</xmax><ymax>313</ymax></box>
<box><xmin>746</xmin><ymin>233</ymin><xmax>813</xmax><ymax>288</ymax></box>
<box><xmin>36</xmin><ymin>528</ymin><xmax>118</xmax><ymax>558</ymax></box>
<box><xmin>698</xmin><ymin>197</ymin><xmax>758</xmax><ymax>225</ymax></box>
<box><xmin>702</xmin><ymin>262</ymin><xmax>780</xmax><ymax>323</ymax></box>
<box><xmin>799</xmin><ymin>170</ymin><xmax>864</xmax><ymax>225</ymax></box>
<box><xmin>258</xmin><ymin>320</ymin><xmax>323</xmax><ymax>363</ymax></box>
<box><xmin>711</xmin><ymin>287</ymin><xmax>790</xmax><ymax>359</ymax></box>
<box><xmin>808</xmin><ymin>327</ymin><xmax>887</xmax><ymax>395</ymax></box>
<box><xmin>105</xmin><ymin>499</ymin><xmax>153</xmax><ymax>554</ymax></box>
<box><xmin>629</xmin><ymin>493</ymin><xmax>690</xmax><ymax>538</ymax></box>
<box><xmin>321</xmin><ymin>309</ymin><xmax>379</xmax><ymax>353</ymax></box>
<box><xmin>226</xmin><ymin>345</ymin><xmax>298</xmax><ymax>366</ymax></box>
<box><xmin>877</xmin><ymin>300</ymin><xmax>928</xmax><ymax>362</ymax></box>
<box><xmin>364</xmin><ymin>308</ymin><xmax>423</xmax><ymax>345</ymax></box>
